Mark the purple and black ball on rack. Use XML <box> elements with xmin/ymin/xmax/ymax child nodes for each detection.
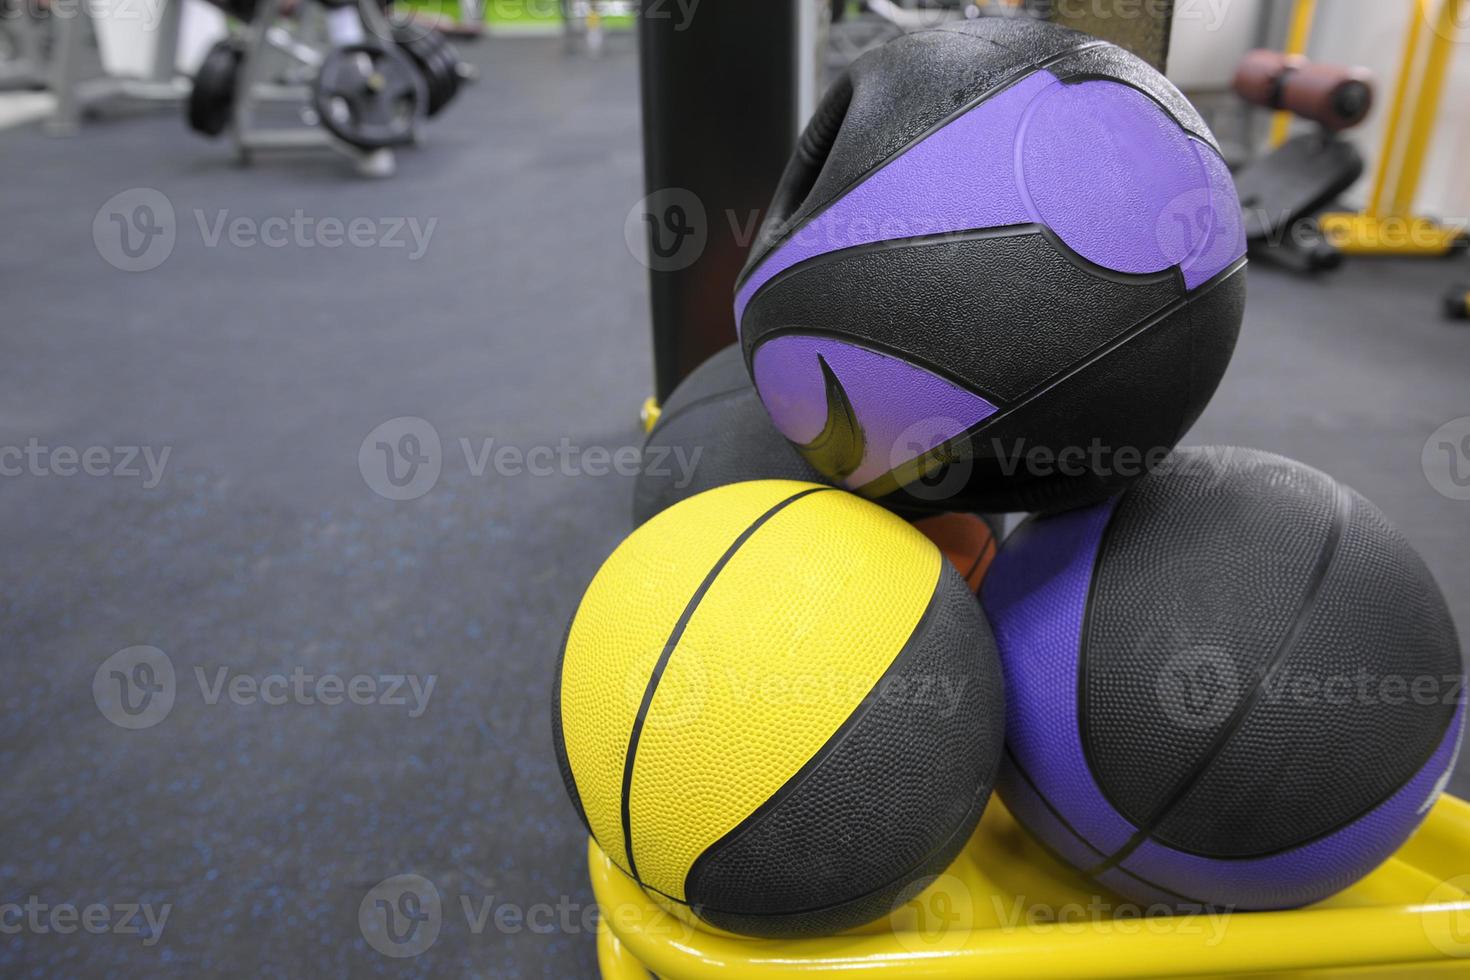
<box><xmin>734</xmin><ymin>17</ymin><xmax>1246</xmax><ymax>514</ymax></box>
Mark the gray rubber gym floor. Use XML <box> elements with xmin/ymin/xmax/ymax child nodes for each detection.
<box><xmin>2</xmin><ymin>32</ymin><xmax>1469</xmax><ymax>979</ymax></box>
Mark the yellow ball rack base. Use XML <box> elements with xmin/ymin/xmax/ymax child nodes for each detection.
<box><xmin>1316</xmin><ymin>0</ymin><xmax>1469</xmax><ymax>262</ymax></box>
<box><xmin>639</xmin><ymin>396</ymin><xmax>661</xmax><ymax>434</ymax></box>
<box><xmin>1319</xmin><ymin>213</ymin><xmax>1467</xmax><ymax>258</ymax></box>
<box><xmin>590</xmin><ymin>794</ymin><xmax>1470</xmax><ymax>979</ymax></box>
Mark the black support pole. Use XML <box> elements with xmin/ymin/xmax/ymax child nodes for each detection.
<box><xmin>636</xmin><ymin>1</ymin><xmax>800</xmax><ymax>401</ymax></box>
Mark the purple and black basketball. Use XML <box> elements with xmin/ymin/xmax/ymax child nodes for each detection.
<box><xmin>633</xmin><ymin>344</ymin><xmax>827</xmax><ymax>527</ymax></box>
<box><xmin>734</xmin><ymin>19</ymin><xmax>1247</xmax><ymax>513</ymax></box>
<box><xmin>982</xmin><ymin>447</ymin><xmax>1464</xmax><ymax>909</ymax></box>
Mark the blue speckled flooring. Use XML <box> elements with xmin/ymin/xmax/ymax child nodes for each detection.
<box><xmin>2</xmin><ymin>29</ymin><xmax>1469</xmax><ymax>979</ymax></box>
<box><xmin>2</xmin><ymin>34</ymin><xmax>646</xmax><ymax>978</ymax></box>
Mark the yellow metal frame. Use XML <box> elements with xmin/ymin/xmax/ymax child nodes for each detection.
<box><xmin>639</xmin><ymin>396</ymin><xmax>661</xmax><ymax>433</ymax></box>
<box><xmin>1319</xmin><ymin>0</ymin><xmax>1468</xmax><ymax>257</ymax></box>
<box><xmin>591</xmin><ymin>794</ymin><xmax>1470</xmax><ymax>979</ymax></box>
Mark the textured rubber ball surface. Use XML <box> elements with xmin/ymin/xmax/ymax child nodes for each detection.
<box><xmin>734</xmin><ymin>18</ymin><xmax>1247</xmax><ymax>515</ymax></box>
<box><xmin>687</xmin><ymin>561</ymin><xmax>1004</xmax><ymax>937</ymax></box>
<box><xmin>1083</xmin><ymin>449</ymin><xmax>1462</xmax><ymax>858</ymax></box>
<box><xmin>553</xmin><ymin>481</ymin><xmax>1005</xmax><ymax>937</ymax></box>
<box><xmin>985</xmin><ymin>447</ymin><xmax>1464</xmax><ymax>910</ymax></box>
<box><xmin>632</xmin><ymin>345</ymin><xmax>826</xmax><ymax>527</ymax></box>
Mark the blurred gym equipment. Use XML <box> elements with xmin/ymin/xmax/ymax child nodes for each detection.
<box><xmin>1235</xmin><ymin>50</ymin><xmax>1373</xmax><ymax>133</ymax></box>
<box><xmin>1231</xmin><ymin>49</ymin><xmax>1372</xmax><ymax>274</ymax></box>
<box><xmin>183</xmin><ymin>0</ymin><xmax>472</xmax><ymax>176</ymax></box>
<box><xmin>186</xmin><ymin>35</ymin><xmax>242</xmax><ymax>135</ymax></box>
<box><xmin>30</xmin><ymin>0</ymin><xmax>469</xmax><ymax>171</ymax></box>
<box><xmin>1265</xmin><ymin>0</ymin><xmax>1317</xmax><ymax>148</ymax></box>
<box><xmin>311</xmin><ymin>40</ymin><xmax>424</xmax><ymax>149</ymax></box>
<box><xmin>391</xmin><ymin>23</ymin><xmax>464</xmax><ymax>115</ymax></box>
<box><xmin>0</xmin><ymin>0</ymin><xmax>49</xmax><ymax>90</ymax></box>
<box><xmin>560</xmin><ymin>0</ymin><xmax>633</xmax><ymax>56</ymax></box>
<box><xmin>44</xmin><ymin>0</ymin><xmax>188</xmax><ymax>134</ymax></box>
<box><xmin>1318</xmin><ymin>0</ymin><xmax>1469</xmax><ymax>259</ymax></box>
<box><xmin>1034</xmin><ymin>0</ymin><xmax>1172</xmax><ymax>70</ymax></box>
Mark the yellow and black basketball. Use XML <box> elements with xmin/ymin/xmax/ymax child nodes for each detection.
<box><xmin>551</xmin><ymin>480</ymin><xmax>1005</xmax><ymax>938</ymax></box>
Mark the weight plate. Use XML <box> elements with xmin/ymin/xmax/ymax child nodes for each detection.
<box><xmin>423</xmin><ymin>39</ymin><xmax>461</xmax><ymax>116</ymax></box>
<box><xmin>391</xmin><ymin>25</ymin><xmax>461</xmax><ymax>117</ymax></box>
<box><xmin>187</xmin><ymin>39</ymin><xmax>243</xmax><ymax>138</ymax></box>
<box><xmin>312</xmin><ymin>43</ymin><xmax>426</xmax><ymax>150</ymax></box>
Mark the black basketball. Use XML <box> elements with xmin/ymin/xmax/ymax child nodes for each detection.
<box><xmin>983</xmin><ymin>447</ymin><xmax>1464</xmax><ymax>909</ymax></box>
<box><xmin>632</xmin><ymin>345</ymin><xmax>827</xmax><ymax>526</ymax></box>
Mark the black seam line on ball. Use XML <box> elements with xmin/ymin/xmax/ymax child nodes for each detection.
<box><xmin>1098</xmin><ymin>862</ymin><xmax>1218</xmax><ymax>909</ymax></box>
<box><xmin>753</xmin><ymin>320</ymin><xmax>1012</xmax><ymax>411</ymax></box>
<box><xmin>552</xmin><ymin>619</ymin><xmax>593</xmax><ymax>842</ymax></box>
<box><xmin>1046</xmin><ymin>70</ymin><xmax>1218</xmax><ymax>150</ymax></box>
<box><xmin>744</xmin><ymin>223</ymin><xmax>1203</xmax><ymax>415</ymax></box>
<box><xmin>620</xmin><ymin>564</ymin><xmax>979</xmax><ymax>914</ymax></box>
<box><xmin>680</xmin><ymin>574</ymin><xmax>948</xmax><ymax>903</ymax></box>
<box><xmin>695</xmin><ymin>778</ymin><xmax>996</xmax><ymax>922</ymax></box>
<box><xmin>634</xmin><ymin>763</ymin><xmax>996</xmax><ymax>916</ymax></box>
<box><xmin>618</xmin><ymin>485</ymin><xmax>835</xmax><ymax>886</ymax></box>
<box><xmin>963</xmin><ymin>535</ymin><xmax>998</xmax><ymax>585</ymax></box>
<box><xmin>687</xmin><ymin>729</ymin><xmax>999</xmax><ymax>919</ymax></box>
<box><xmin>646</xmin><ymin>385</ymin><xmax>752</xmax><ymax>439</ymax></box>
<box><xmin>1001</xmin><ymin>750</ymin><xmax>1215</xmax><ymax>908</ymax></box>
<box><xmin>1073</xmin><ymin>489</ymin><xmax>1129</xmax><ymax>825</ymax></box>
<box><xmin>1119</xmin><ymin>657</ymin><xmax>1461</xmax><ymax>863</ymax></box>
<box><xmin>999</xmin><ymin>744</ymin><xmax>1107</xmax><ymax>862</ymax></box>
<box><xmin>733</xmin><ymin>38</ymin><xmax>1111</xmax><ymax>294</ymax></box>
<box><xmin>740</xmin><ymin>222</ymin><xmax>1183</xmax><ymax>335</ymax></box>
<box><xmin>1082</xmin><ymin>483</ymin><xmax>1353</xmax><ymax>879</ymax></box>
<box><xmin>848</xmin><ymin>256</ymin><xmax>1246</xmax><ymax>501</ymax></box>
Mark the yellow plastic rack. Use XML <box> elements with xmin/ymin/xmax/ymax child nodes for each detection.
<box><xmin>590</xmin><ymin>794</ymin><xmax>1470</xmax><ymax>979</ymax></box>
